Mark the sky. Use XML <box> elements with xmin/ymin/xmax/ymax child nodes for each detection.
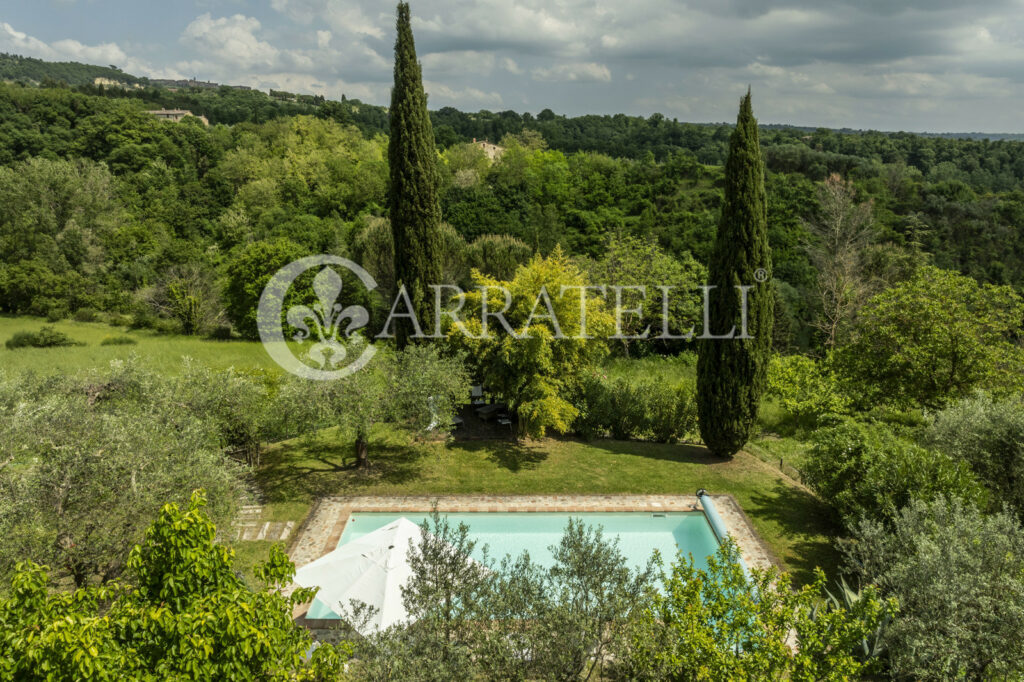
<box><xmin>2</xmin><ymin>0</ymin><xmax>1024</xmax><ymax>132</ymax></box>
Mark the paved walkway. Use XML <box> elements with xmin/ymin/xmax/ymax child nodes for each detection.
<box><xmin>287</xmin><ymin>494</ymin><xmax>774</xmax><ymax>572</ymax></box>
<box><xmin>232</xmin><ymin>505</ymin><xmax>295</xmax><ymax>542</ymax></box>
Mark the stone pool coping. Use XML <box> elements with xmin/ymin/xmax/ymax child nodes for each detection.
<box><xmin>287</xmin><ymin>494</ymin><xmax>776</xmax><ymax>573</ymax></box>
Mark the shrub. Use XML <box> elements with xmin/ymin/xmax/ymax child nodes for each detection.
<box><xmin>922</xmin><ymin>392</ymin><xmax>1024</xmax><ymax>518</ymax></box>
<box><xmin>5</xmin><ymin>326</ymin><xmax>82</xmax><ymax>350</ymax></box>
<box><xmin>207</xmin><ymin>324</ymin><xmax>234</xmax><ymax>341</ymax></box>
<box><xmin>100</xmin><ymin>335</ymin><xmax>138</xmax><ymax>346</ymax></box>
<box><xmin>804</xmin><ymin>420</ymin><xmax>986</xmax><ymax>526</ymax></box>
<box><xmin>614</xmin><ymin>541</ymin><xmax>894</xmax><ymax>681</ymax></box>
<box><xmin>72</xmin><ymin>307</ymin><xmax>98</xmax><ymax>322</ymax></box>
<box><xmin>844</xmin><ymin>498</ymin><xmax>1024</xmax><ymax>681</ymax></box>
<box><xmin>575</xmin><ymin>374</ymin><xmax>698</xmax><ymax>444</ymax></box>
<box><xmin>765</xmin><ymin>354</ymin><xmax>850</xmax><ymax>428</ymax></box>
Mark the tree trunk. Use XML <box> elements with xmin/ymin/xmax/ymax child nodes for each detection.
<box><xmin>354</xmin><ymin>432</ymin><xmax>369</xmax><ymax>468</ymax></box>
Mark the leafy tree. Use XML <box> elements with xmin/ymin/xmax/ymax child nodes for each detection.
<box><xmin>0</xmin><ymin>492</ymin><xmax>344</xmax><ymax>680</ymax></box>
<box><xmin>836</xmin><ymin>265</ymin><xmax>1024</xmax><ymax>408</ymax></box>
<box><xmin>223</xmin><ymin>237</ymin><xmax>306</xmax><ymax>340</ymax></box>
<box><xmin>922</xmin><ymin>392</ymin><xmax>1024</xmax><ymax>518</ymax></box>
<box><xmin>765</xmin><ymin>353</ymin><xmax>850</xmax><ymax>429</ymax></box>
<box><xmin>389</xmin><ymin>2</ymin><xmax>443</xmax><ymax>348</ymax></box>
<box><xmin>447</xmin><ymin>247</ymin><xmax>613</xmax><ymax>438</ymax></box>
<box><xmin>697</xmin><ymin>91</ymin><xmax>774</xmax><ymax>457</ymax></box>
<box><xmin>308</xmin><ymin>344</ymin><xmax>470</xmax><ymax>467</ymax></box>
<box><xmin>804</xmin><ymin>420</ymin><xmax>985</xmax><ymax>526</ymax></box>
<box><xmin>466</xmin><ymin>233</ymin><xmax>532</xmax><ymax>281</ymax></box>
<box><xmin>614</xmin><ymin>540</ymin><xmax>895</xmax><ymax>681</ymax></box>
<box><xmin>347</xmin><ymin>515</ymin><xmax>656</xmax><ymax>682</ymax></box>
<box><xmin>0</xmin><ymin>364</ymin><xmax>246</xmax><ymax>586</ymax></box>
<box><xmin>844</xmin><ymin>498</ymin><xmax>1024</xmax><ymax>681</ymax></box>
<box><xmin>585</xmin><ymin>234</ymin><xmax>707</xmax><ymax>357</ymax></box>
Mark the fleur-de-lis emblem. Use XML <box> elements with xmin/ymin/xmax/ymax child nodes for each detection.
<box><xmin>286</xmin><ymin>267</ymin><xmax>369</xmax><ymax>369</ymax></box>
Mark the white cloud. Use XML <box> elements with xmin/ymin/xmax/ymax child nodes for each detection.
<box><xmin>421</xmin><ymin>50</ymin><xmax>496</xmax><ymax>76</ymax></box>
<box><xmin>316</xmin><ymin>30</ymin><xmax>332</xmax><ymax>49</ymax></box>
<box><xmin>0</xmin><ymin>21</ymin><xmax>183</xmax><ymax>79</ymax></box>
<box><xmin>531</xmin><ymin>62</ymin><xmax>612</xmax><ymax>83</ymax></box>
<box><xmin>181</xmin><ymin>14</ymin><xmax>279</xmax><ymax>69</ymax></box>
<box><xmin>501</xmin><ymin>57</ymin><xmax>523</xmax><ymax>74</ymax></box>
<box><xmin>423</xmin><ymin>80</ymin><xmax>503</xmax><ymax>108</ymax></box>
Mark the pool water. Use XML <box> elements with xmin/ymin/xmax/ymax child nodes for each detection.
<box><xmin>350</xmin><ymin>511</ymin><xmax>718</xmax><ymax>571</ymax></box>
<box><xmin>306</xmin><ymin>511</ymin><xmax>721</xmax><ymax>619</ymax></box>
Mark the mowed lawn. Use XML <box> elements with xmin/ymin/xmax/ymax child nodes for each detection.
<box><xmin>255</xmin><ymin>428</ymin><xmax>841</xmax><ymax>586</ymax></box>
<box><xmin>0</xmin><ymin>315</ymin><xmax>276</xmax><ymax>374</ymax></box>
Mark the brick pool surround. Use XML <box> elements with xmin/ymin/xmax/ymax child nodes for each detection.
<box><xmin>287</xmin><ymin>494</ymin><xmax>777</xmax><ymax>573</ymax></box>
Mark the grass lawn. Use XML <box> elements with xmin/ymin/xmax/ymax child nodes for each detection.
<box><xmin>0</xmin><ymin>315</ymin><xmax>276</xmax><ymax>375</ymax></box>
<box><xmin>249</xmin><ymin>428</ymin><xmax>841</xmax><ymax>586</ymax></box>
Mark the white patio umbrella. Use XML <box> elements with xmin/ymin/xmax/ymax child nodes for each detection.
<box><xmin>294</xmin><ymin>517</ymin><xmax>424</xmax><ymax>635</ymax></box>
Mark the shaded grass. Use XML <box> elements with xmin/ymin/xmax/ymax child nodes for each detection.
<box><xmin>255</xmin><ymin>428</ymin><xmax>840</xmax><ymax>586</ymax></box>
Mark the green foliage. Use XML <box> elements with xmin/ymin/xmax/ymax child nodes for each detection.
<box><xmin>844</xmin><ymin>498</ymin><xmax>1024</xmax><ymax>681</ymax></box>
<box><xmin>922</xmin><ymin>392</ymin><xmax>1024</xmax><ymax>517</ymax></box>
<box><xmin>99</xmin><ymin>335</ymin><xmax>137</xmax><ymax>346</ymax></box>
<box><xmin>224</xmin><ymin>238</ymin><xmax>306</xmax><ymax>340</ymax></box>
<box><xmin>837</xmin><ymin>265</ymin><xmax>1024</xmax><ymax>408</ymax></box>
<box><xmin>5</xmin><ymin>325</ymin><xmax>82</xmax><ymax>349</ymax></box>
<box><xmin>575</xmin><ymin>372</ymin><xmax>698</xmax><ymax>443</ymax></box>
<box><xmin>0</xmin><ymin>491</ymin><xmax>344</xmax><ymax>680</ymax></box>
<box><xmin>0</xmin><ymin>362</ymin><xmax>246</xmax><ymax>586</ymax></box>
<box><xmin>348</xmin><ymin>515</ymin><xmax>656</xmax><ymax>682</ymax></box>
<box><xmin>765</xmin><ymin>353</ymin><xmax>850</xmax><ymax>428</ymax></box>
<box><xmin>804</xmin><ymin>420</ymin><xmax>986</xmax><ymax>526</ymax></box>
<box><xmin>614</xmin><ymin>540</ymin><xmax>894</xmax><ymax>681</ymax></box>
<box><xmin>697</xmin><ymin>92</ymin><xmax>774</xmax><ymax>457</ymax></box>
<box><xmin>447</xmin><ymin>248</ymin><xmax>613</xmax><ymax>438</ymax></box>
<box><xmin>585</xmin><ymin>233</ymin><xmax>707</xmax><ymax>356</ymax></box>
<box><xmin>302</xmin><ymin>344</ymin><xmax>471</xmax><ymax>467</ymax></box>
<box><xmin>389</xmin><ymin>2</ymin><xmax>443</xmax><ymax>348</ymax></box>
<box><xmin>466</xmin><ymin>233</ymin><xmax>533</xmax><ymax>281</ymax></box>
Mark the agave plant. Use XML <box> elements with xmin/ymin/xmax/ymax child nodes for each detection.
<box><xmin>811</xmin><ymin>576</ymin><xmax>892</xmax><ymax>662</ymax></box>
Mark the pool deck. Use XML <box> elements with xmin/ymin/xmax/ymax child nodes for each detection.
<box><xmin>287</xmin><ymin>494</ymin><xmax>775</xmax><ymax>572</ymax></box>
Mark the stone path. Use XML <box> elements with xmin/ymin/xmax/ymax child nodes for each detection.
<box><xmin>232</xmin><ymin>505</ymin><xmax>295</xmax><ymax>542</ymax></box>
<box><xmin>287</xmin><ymin>494</ymin><xmax>775</xmax><ymax>572</ymax></box>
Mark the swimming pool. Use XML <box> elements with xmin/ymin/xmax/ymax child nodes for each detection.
<box><xmin>304</xmin><ymin>511</ymin><xmax>722</xmax><ymax>620</ymax></box>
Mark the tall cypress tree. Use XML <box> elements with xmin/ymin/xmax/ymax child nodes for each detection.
<box><xmin>697</xmin><ymin>91</ymin><xmax>773</xmax><ymax>457</ymax></box>
<box><xmin>389</xmin><ymin>2</ymin><xmax>442</xmax><ymax>349</ymax></box>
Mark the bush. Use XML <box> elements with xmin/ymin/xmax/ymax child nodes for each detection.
<box><xmin>765</xmin><ymin>354</ymin><xmax>850</xmax><ymax>428</ymax></box>
<box><xmin>575</xmin><ymin>373</ymin><xmax>698</xmax><ymax>443</ymax></box>
<box><xmin>5</xmin><ymin>326</ymin><xmax>83</xmax><ymax>350</ymax></box>
<box><xmin>72</xmin><ymin>307</ymin><xmax>98</xmax><ymax>322</ymax></box>
<box><xmin>844</xmin><ymin>498</ymin><xmax>1024</xmax><ymax>680</ymax></box>
<box><xmin>207</xmin><ymin>324</ymin><xmax>234</xmax><ymax>341</ymax></box>
<box><xmin>100</xmin><ymin>335</ymin><xmax>138</xmax><ymax>346</ymax></box>
<box><xmin>804</xmin><ymin>420</ymin><xmax>986</xmax><ymax>526</ymax></box>
<box><xmin>922</xmin><ymin>392</ymin><xmax>1024</xmax><ymax>517</ymax></box>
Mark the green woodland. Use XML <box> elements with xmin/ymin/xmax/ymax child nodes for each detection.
<box><xmin>3</xmin><ymin>4</ymin><xmax>1024</xmax><ymax>678</ymax></box>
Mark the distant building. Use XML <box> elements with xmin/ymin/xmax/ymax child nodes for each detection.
<box><xmin>93</xmin><ymin>77</ymin><xmax>138</xmax><ymax>88</ymax></box>
<box><xmin>147</xmin><ymin>109</ymin><xmax>209</xmax><ymax>126</ymax></box>
<box><xmin>149</xmin><ymin>78</ymin><xmax>252</xmax><ymax>92</ymax></box>
<box><xmin>472</xmin><ymin>138</ymin><xmax>505</xmax><ymax>161</ymax></box>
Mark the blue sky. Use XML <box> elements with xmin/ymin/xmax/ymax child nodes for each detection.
<box><xmin>3</xmin><ymin>0</ymin><xmax>1024</xmax><ymax>132</ymax></box>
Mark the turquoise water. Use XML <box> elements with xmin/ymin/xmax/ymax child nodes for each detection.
<box><xmin>340</xmin><ymin>511</ymin><xmax>720</xmax><ymax>571</ymax></box>
<box><xmin>306</xmin><ymin>511</ymin><xmax>721</xmax><ymax>619</ymax></box>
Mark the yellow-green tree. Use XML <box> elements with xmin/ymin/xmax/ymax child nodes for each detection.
<box><xmin>448</xmin><ymin>247</ymin><xmax>612</xmax><ymax>437</ymax></box>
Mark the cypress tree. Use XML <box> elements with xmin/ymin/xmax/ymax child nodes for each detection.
<box><xmin>389</xmin><ymin>2</ymin><xmax>442</xmax><ymax>349</ymax></box>
<box><xmin>696</xmin><ymin>90</ymin><xmax>773</xmax><ymax>457</ymax></box>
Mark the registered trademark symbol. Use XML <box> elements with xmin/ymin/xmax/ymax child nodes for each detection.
<box><xmin>754</xmin><ymin>268</ymin><xmax>769</xmax><ymax>283</ymax></box>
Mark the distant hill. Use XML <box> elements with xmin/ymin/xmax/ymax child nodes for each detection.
<box><xmin>0</xmin><ymin>53</ymin><xmax>144</xmax><ymax>87</ymax></box>
<box><xmin>3</xmin><ymin>53</ymin><xmax>1022</xmax><ymax>143</ymax></box>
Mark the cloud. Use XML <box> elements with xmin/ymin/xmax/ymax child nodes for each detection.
<box><xmin>531</xmin><ymin>62</ymin><xmax>612</xmax><ymax>83</ymax></box>
<box><xmin>0</xmin><ymin>21</ymin><xmax>184</xmax><ymax>79</ymax></box>
<box><xmin>181</xmin><ymin>14</ymin><xmax>279</xmax><ymax>68</ymax></box>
